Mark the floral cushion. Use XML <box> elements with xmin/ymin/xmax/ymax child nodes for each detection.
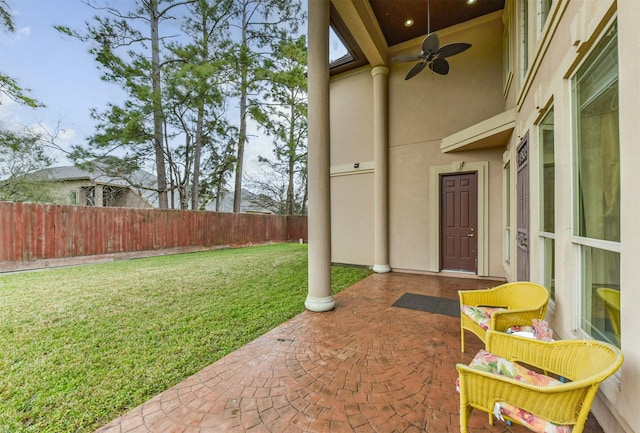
<box><xmin>494</xmin><ymin>402</ymin><xmax>572</xmax><ymax>433</ymax></box>
<box><xmin>465</xmin><ymin>349</ymin><xmax>562</xmax><ymax>387</ymax></box>
<box><xmin>460</xmin><ymin>305</ymin><xmax>507</xmax><ymax>330</ymax></box>
<box><xmin>457</xmin><ymin>350</ymin><xmax>569</xmax><ymax>433</ymax></box>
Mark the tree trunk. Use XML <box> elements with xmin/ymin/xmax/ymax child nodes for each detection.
<box><xmin>286</xmin><ymin>102</ymin><xmax>295</xmax><ymax>215</ymax></box>
<box><xmin>192</xmin><ymin>107</ymin><xmax>204</xmax><ymax>210</ymax></box>
<box><xmin>150</xmin><ymin>0</ymin><xmax>168</xmax><ymax>208</ymax></box>
<box><xmin>233</xmin><ymin>7</ymin><xmax>248</xmax><ymax>213</ymax></box>
<box><xmin>215</xmin><ymin>182</ymin><xmax>222</xmax><ymax>212</ymax></box>
<box><xmin>191</xmin><ymin>6</ymin><xmax>210</xmax><ymax>211</ymax></box>
<box><xmin>234</xmin><ymin>74</ymin><xmax>247</xmax><ymax>213</ymax></box>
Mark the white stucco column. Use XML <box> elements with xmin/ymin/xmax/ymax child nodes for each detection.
<box><xmin>305</xmin><ymin>0</ymin><xmax>335</xmax><ymax>312</ymax></box>
<box><xmin>371</xmin><ymin>66</ymin><xmax>390</xmax><ymax>273</ymax></box>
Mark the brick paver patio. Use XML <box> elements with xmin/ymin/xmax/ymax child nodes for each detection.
<box><xmin>96</xmin><ymin>272</ymin><xmax>605</xmax><ymax>433</ymax></box>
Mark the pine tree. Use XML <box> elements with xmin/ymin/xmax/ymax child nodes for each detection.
<box><xmin>250</xmin><ymin>35</ymin><xmax>308</xmax><ymax>215</ymax></box>
<box><xmin>228</xmin><ymin>0</ymin><xmax>303</xmax><ymax>213</ymax></box>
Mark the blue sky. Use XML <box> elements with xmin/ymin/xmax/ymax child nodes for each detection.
<box><xmin>0</xmin><ymin>0</ymin><xmax>130</xmax><ymax>164</ymax></box>
<box><xmin>1</xmin><ymin>1</ymin><xmax>346</xmax><ymax>171</ymax></box>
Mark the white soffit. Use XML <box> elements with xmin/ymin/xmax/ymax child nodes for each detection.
<box><xmin>440</xmin><ymin>109</ymin><xmax>515</xmax><ymax>153</ymax></box>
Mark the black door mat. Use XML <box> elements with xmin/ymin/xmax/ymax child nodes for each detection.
<box><xmin>392</xmin><ymin>293</ymin><xmax>460</xmax><ymax>318</ymax></box>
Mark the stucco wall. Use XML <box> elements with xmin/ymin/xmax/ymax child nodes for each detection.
<box><xmin>330</xmin><ymin>69</ymin><xmax>375</xmax><ymax>265</ymax></box>
<box><xmin>617</xmin><ymin>1</ymin><xmax>640</xmax><ymax>431</ymax></box>
<box><xmin>329</xmin><ymin>13</ymin><xmax>507</xmax><ymax>277</ymax></box>
<box><xmin>330</xmin><ymin>172</ymin><xmax>375</xmax><ymax>266</ymax></box>
<box><xmin>388</xmin><ymin>14</ymin><xmax>506</xmax><ymax>145</ymax></box>
<box><xmin>502</xmin><ymin>0</ymin><xmax>638</xmax><ymax>431</ymax></box>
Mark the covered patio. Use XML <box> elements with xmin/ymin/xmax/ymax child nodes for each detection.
<box><xmin>96</xmin><ymin>273</ymin><xmax>604</xmax><ymax>433</ymax></box>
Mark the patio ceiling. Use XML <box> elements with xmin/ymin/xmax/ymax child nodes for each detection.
<box><xmin>330</xmin><ymin>0</ymin><xmax>505</xmax><ymax>75</ymax></box>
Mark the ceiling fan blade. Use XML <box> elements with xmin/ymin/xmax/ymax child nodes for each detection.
<box><xmin>392</xmin><ymin>54</ymin><xmax>423</xmax><ymax>62</ymax></box>
<box><xmin>429</xmin><ymin>58</ymin><xmax>450</xmax><ymax>75</ymax></box>
<box><xmin>405</xmin><ymin>61</ymin><xmax>428</xmax><ymax>80</ymax></box>
<box><xmin>421</xmin><ymin>33</ymin><xmax>440</xmax><ymax>55</ymax></box>
<box><xmin>438</xmin><ymin>42</ymin><xmax>472</xmax><ymax>59</ymax></box>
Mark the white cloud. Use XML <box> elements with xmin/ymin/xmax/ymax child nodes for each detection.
<box><xmin>244</xmin><ymin>118</ymin><xmax>275</xmax><ymax>178</ymax></box>
<box><xmin>0</xmin><ymin>96</ymin><xmax>23</xmax><ymax>129</ymax></box>
<box><xmin>28</xmin><ymin>121</ymin><xmax>76</xmax><ymax>145</ymax></box>
<box><xmin>0</xmin><ymin>26</ymin><xmax>30</xmax><ymax>43</ymax></box>
<box><xmin>17</xmin><ymin>26</ymin><xmax>31</xmax><ymax>38</ymax></box>
<box><xmin>57</xmin><ymin>127</ymin><xmax>76</xmax><ymax>143</ymax></box>
<box><xmin>0</xmin><ymin>97</ymin><xmax>76</xmax><ymax>165</ymax></box>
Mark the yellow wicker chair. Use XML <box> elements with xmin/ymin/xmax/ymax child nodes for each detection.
<box><xmin>597</xmin><ymin>288</ymin><xmax>621</xmax><ymax>343</ymax></box>
<box><xmin>456</xmin><ymin>331</ymin><xmax>623</xmax><ymax>433</ymax></box>
<box><xmin>458</xmin><ymin>282</ymin><xmax>550</xmax><ymax>352</ymax></box>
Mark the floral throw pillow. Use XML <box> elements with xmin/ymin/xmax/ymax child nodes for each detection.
<box><xmin>506</xmin><ymin>325</ymin><xmax>534</xmax><ymax>334</ymax></box>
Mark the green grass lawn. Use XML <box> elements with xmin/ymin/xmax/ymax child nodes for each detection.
<box><xmin>0</xmin><ymin>243</ymin><xmax>372</xmax><ymax>433</ymax></box>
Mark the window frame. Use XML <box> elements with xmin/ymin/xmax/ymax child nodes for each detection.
<box><xmin>539</xmin><ymin>106</ymin><xmax>555</xmax><ymax>300</ymax></box>
<box><xmin>570</xmin><ymin>20</ymin><xmax>621</xmax><ymax>346</ymax></box>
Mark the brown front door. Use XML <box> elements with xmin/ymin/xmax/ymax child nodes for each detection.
<box><xmin>517</xmin><ymin>134</ymin><xmax>530</xmax><ymax>280</ymax></box>
<box><xmin>440</xmin><ymin>172</ymin><xmax>478</xmax><ymax>273</ymax></box>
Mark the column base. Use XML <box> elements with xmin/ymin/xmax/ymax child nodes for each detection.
<box><xmin>305</xmin><ymin>295</ymin><xmax>336</xmax><ymax>312</ymax></box>
<box><xmin>373</xmin><ymin>264</ymin><xmax>391</xmax><ymax>273</ymax></box>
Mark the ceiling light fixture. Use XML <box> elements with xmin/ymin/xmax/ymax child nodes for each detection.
<box><xmin>404</xmin><ymin>18</ymin><xmax>414</xmax><ymax>27</ymax></box>
<box><xmin>467</xmin><ymin>0</ymin><xmax>477</xmax><ymax>4</ymax></box>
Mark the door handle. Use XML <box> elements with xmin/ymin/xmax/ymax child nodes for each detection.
<box><xmin>467</xmin><ymin>233</ymin><xmax>474</xmax><ymax>237</ymax></box>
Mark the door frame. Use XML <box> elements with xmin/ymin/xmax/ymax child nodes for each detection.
<box><xmin>428</xmin><ymin>161</ymin><xmax>489</xmax><ymax>276</ymax></box>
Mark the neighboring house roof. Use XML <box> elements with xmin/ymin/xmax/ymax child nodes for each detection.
<box><xmin>32</xmin><ymin>165</ymin><xmax>157</xmax><ymax>188</ymax></box>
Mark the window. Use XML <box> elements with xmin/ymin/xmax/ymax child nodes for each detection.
<box><xmin>328</xmin><ymin>13</ymin><xmax>367</xmax><ymax>75</ymax></box>
<box><xmin>504</xmin><ymin>162</ymin><xmax>511</xmax><ymax>264</ymax></box>
<box><xmin>503</xmin><ymin>22</ymin><xmax>511</xmax><ymax>91</ymax></box>
<box><xmin>539</xmin><ymin>107</ymin><xmax>555</xmax><ymax>299</ymax></box>
<box><xmin>581</xmin><ymin>246</ymin><xmax>620</xmax><ymax>346</ymax></box>
<box><xmin>502</xmin><ymin>1</ymin><xmax>514</xmax><ymax>95</ymax></box>
<box><xmin>329</xmin><ymin>26</ymin><xmax>349</xmax><ymax>64</ymax></box>
<box><xmin>572</xmin><ymin>22</ymin><xmax>620</xmax><ymax>347</ymax></box>
<box><xmin>519</xmin><ymin>0</ymin><xmax>529</xmax><ymax>84</ymax></box>
<box><xmin>103</xmin><ymin>185</ymin><xmax>128</xmax><ymax>207</ymax></box>
<box><xmin>81</xmin><ymin>186</ymin><xmax>96</xmax><ymax>206</ymax></box>
<box><xmin>538</xmin><ymin>0</ymin><xmax>553</xmax><ymax>35</ymax></box>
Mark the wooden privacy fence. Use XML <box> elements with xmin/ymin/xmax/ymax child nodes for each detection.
<box><xmin>0</xmin><ymin>201</ymin><xmax>307</xmax><ymax>271</ymax></box>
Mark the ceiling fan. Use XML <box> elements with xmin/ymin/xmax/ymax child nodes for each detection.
<box><xmin>393</xmin><ymin>0</ymin><xmax>472</xmax><ymax>80</ymax></box>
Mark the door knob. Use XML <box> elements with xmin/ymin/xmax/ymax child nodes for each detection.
<box><xmin>467</xmin><ymin>233</ymin><xmax>474</xmax><ymax>237</ymax></box>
